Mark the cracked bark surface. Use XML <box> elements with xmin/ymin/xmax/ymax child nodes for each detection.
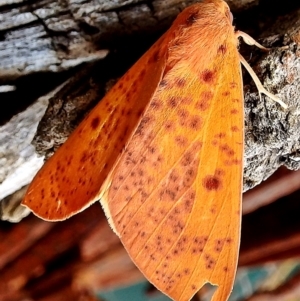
<box><xmin>0</xmin><ymin>0</ymin><xmax>299</xmax><ymax>223</ymax></box>
<box><xmin>0</xmin><ymin>0</ymin><xmax>264</xmax><ymax>80</ymax></box>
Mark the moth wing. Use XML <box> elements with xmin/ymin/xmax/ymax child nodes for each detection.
<box><xmin>103</xmin><ymin>31</ymin><xmax>244</xmax><ymax>301</ymax></box>
<box><xmin>22</xmin><ymin>36</ymin><xmax>168</xmax><ymax>221</ymax></box>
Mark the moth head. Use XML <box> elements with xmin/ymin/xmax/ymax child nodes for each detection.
<box><xmin>203</xmin><ymin>0</ymin><xmax>233</xmax><ymax>24</ymax></box>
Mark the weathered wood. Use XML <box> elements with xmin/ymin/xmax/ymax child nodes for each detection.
<box><xmin>0</xmin><ymin>0</ymin><xmax>299</xmax><ymax>217</ymax></box>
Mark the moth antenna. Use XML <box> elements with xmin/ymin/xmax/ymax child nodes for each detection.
<box><xmin>236</xmin><ymin>31</ymin><xmax>269</xmax><ymax>51</ymax></box>
<box><xmin>236</xmin><ymin>30</ymin><xmax>287</xmax><ymax>108</ymax></box>
<box><xmin>239</xmin><ymin>54</ymin><xmax>287</xmax><ymax>109</ymax></box>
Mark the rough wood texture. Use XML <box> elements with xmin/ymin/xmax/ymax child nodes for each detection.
<box><xmin>242</xmin><ymin>40</ymin><xmax>300</xmax><ymax>190</ymax></box>
<box><xmin>0</xmin><ymin>0</ymin><xmax>258</xmax><ymax>80</ymax></box>
<box><xmin>0</xmin><ymin>0</ymin><xmax>299</xmax><ymax>220</ymax></box>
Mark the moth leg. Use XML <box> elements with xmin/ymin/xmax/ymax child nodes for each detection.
<box><xmin>239</xmin><ymin>54</ymin><xmax>287</xmax><ymax>109</ymax></box>
<box><xmin>235</xmin><ymin>30</ymin><xmax>269</xmax><ymax>51</ymax></box>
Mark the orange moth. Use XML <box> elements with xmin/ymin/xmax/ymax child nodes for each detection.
<box><xmin>22</xmin><ymin>0</ymin><xmax>286</xmax><ymax>300</ymax></box>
